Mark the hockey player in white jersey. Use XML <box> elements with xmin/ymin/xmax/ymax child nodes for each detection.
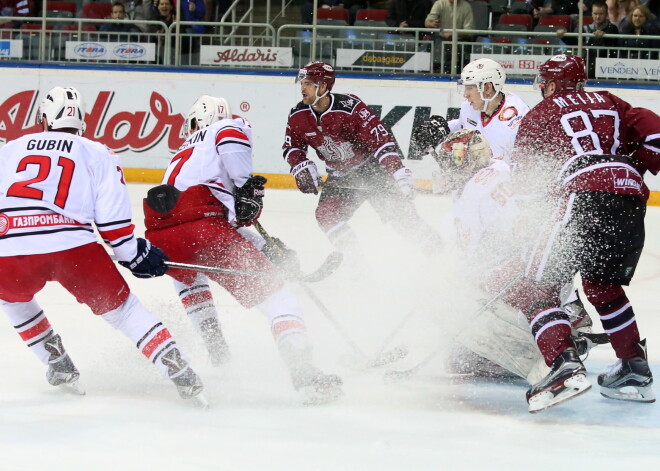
<box><xmin>449</xmin><ymin>58</ymin><xmax>529</xmax><ymax>162</ymax></box>
<box><xmin>0</xmin><ymin>86</ymin><xmax>206</xmax><ymax>404</ymax></box>
<box><xmin>141</xmin><ymin>95</ymin><xmax>343</xmax><ymax>405</ymax></box>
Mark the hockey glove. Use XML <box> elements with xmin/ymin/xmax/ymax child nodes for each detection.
<box><xmin>262</xmin><ymin>237</ymin><xmax>301</xmax><ymax>276</ymax></box>
<box><xmin>119</xmin><ymin>238</ymin><xmax>169</xmax><ymax>278</ymax></box>
<box><xmin>410</xmin><ymin>115</ymin><xmax>450</xmax><ymax>158</ymax></box>
<box><xmin>393</xmin><ymin>167</ymin><xmax>415</xmax><ymax>199</ymax></box>
<box><xmin>291</xmin><ymin>160</ymin><xmax>319</xmax><ymax>194</ymax></box>
<box><xmin>234</xmin><ymin>175</ymin><xmax>267</xmax><ymax>227</ymax></box>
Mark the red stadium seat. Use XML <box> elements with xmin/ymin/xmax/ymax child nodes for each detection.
<box><xmin>538</xmin><ymin>15</ymin><xmax>571</xmax><ymax>31</ymax></box>
<box><xmin>47</xmin><ymin>1</ymin><xmax>77</xmax><ymax>15</ymax></box>
<box><xmin>316</xmin><ymin>8</ymin><xmax>350</xmax><ymax>22</ymax></box>
<box><xmin>581</xmin><ymin>16</ymin><xmax>594</xmax><ymax>27</ymax></box>
<box><xmin>82</xmin><ymin>2</ymin><xmax>112</xmax><ymax>19</ymax></box>
<box><xmin>355</xmin><ymin>9</ymin><xmax>388</xmax><ymax>22</ymax></box>
<box><xmin>498</xmin><ymin>14</ymin><xmax>533</xmax><ymax>31</ymax></box>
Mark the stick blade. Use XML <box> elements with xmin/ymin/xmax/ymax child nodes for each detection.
<box><xmin>300</xmin><ymin>251</ymin><xmax>343</xmax><ymax>283</ymax></box>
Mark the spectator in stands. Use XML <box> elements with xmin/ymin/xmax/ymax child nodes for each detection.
<box><xmin>125</xmin><ymin>0</ymin><xmax>159</xmax><ymax>33</ymax></box>
<box><xmin>177</xmin><ymin>0</ymin><xmax>206</xmax><ymax>34</ymax></box>
<box><xmin>607</xmin><ymin>0</ymin><xmax>640</xmax><ymax>27</ymax></box>
<box><xmin>387</xmin><ymin>0</ymin><xmax>434</xmax><ymax>29</ymax></box>
<box><xmin>619</xmin><ymin>4</ymin><xmax>659</xmax><ymax>57</ymax></box>
<box><xmin>557</xmin><ymin>0</ymin><xmax>619</xmax><ymax>46</ymax></box>
<box><xmin>0</xmin><ymin>0</ymin><xmax>37</xmax><ymax>28</ymax></box>
<box><xmin>424</xmin><ymin>0</ymin><xmax>474</xmax><ymax>40</ymax></box>
<box><xmin>151</xmin><ymin>0</ymin><xmax>175</xmax><ymax>32</ymax></box>
<box><xmin>100</xmin><ymin>1</ymin><xmax>141</xmax><ymax>40</ymax></box>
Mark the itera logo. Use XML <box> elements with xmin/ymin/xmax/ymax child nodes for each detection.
<box><xmin>75</xmin><ymin>43</ymin><xmax>106</xmax><ymax>58</ymax></box>
<box><xmin>113</xmin><ymin>44</ymin><xmax>146</xmax><ymax>59</ymax></box>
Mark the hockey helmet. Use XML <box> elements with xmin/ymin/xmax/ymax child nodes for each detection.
<box><xmin>185</xmin><ymin>95</ymin><xmax>232</xmax><ymax>135</ymax></box>
<box><xmin>533</xmin><ymin>54</ymin><xmax>587</xmax><ymax>93</ymax></box>
<box><xmin>296</xmin><ymin>61</ymin><xmax>336</xmax><ymax>91</ymax></box>
<box><xmin>37</xmin><ymin>86</ymin><xmax>85</xmax><ymax>135</ymax></box>
<box><xmin>457</xmin><ymin>58</ymin><xmax>506</xmax><ymax>98</ymax></box>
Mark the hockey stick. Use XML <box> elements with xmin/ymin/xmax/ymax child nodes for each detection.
<box><xmin>253</xmin><ymin>221</ymin><xmax>407</xmax><ymax>368</ymax></box>
<box><xmin>253</xmin><ymin>221</ymin><xmax>343</xmax><ymax>283</ymax></box>
<box><xmin>164</xmin><ymin>261</ymin><xmax>278</xmax><ymax>279</ymax></box>
<box><xmin>383</xmin><ymin>274</ymin><xmax>523</xmax><ymax>384</ymax></box>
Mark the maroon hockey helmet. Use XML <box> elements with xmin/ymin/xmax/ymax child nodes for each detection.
<box><xmin>534</xmin><ymin>54</ymin><xmax>587</xmax><ymax>92</ymax></box>
<box><xmin>296</xmin><ymin>61</ymin><xmax>336</xmax><ymax>91</ymax></box>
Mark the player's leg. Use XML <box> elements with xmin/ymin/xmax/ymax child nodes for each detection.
<box><xmin>0</xmin><ymin>255</ymin><xmax>83</xmax><ymax>393</ymax></box>
<box><xmin>576</xmin><ymin>192</ymin><xmax>653</xmax><ymax>402</ymax></box>
<box><xmin>173</xmin><ymin>274</ymin><xmax>230</xmax><ymax>366</ymax></box>
<box><xmin>314</xmin><ymin>178</ymin><xmax>366</xmax><ymax>255</ymax></box>
<box><xmin>505</xmin><ymin>197</ymin><xmax>591</xmax><ymax>412</ymax></box>
<box><xmin>55</xmin><ymin>243</ymin><xmax>205</xmax><ymax>401</ymax></box>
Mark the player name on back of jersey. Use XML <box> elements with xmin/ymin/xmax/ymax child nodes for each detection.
<box><xmin>552</xmin><ymin>91</ymin><xmax>606</xmax><ymax>109</ymax></box>
<box><xmin>25</xmin><ymin>138</ymin><xmax>74</xmax><ymax>153</ymax></box>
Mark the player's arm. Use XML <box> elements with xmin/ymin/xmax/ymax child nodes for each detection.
<box><xmin>354</xmin><ymin>101</ymin><xmax>415</xmax><ymax>197</ymax></box>
<box><xmin>616</xmin><ymin>97</ymin><xmax>660</xmax><ymax>175</ymax></box>
<box><xmin>94</xmin><ymin>148</ymin><xmax>168</xmax><ymax>278</ymax></box>
<box><xmin>283</xmin><ymin>117</ymin><xmax>319</xmax><ymax>195</ymax></box>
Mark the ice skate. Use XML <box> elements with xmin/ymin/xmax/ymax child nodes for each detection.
<box><xmin>598</xmin><ymin>339</ymin><xmax>655</xmax><ymax>403</ymax></box>
<box><xmin>290</xmin><ymin>362</ymin><xmax>343</xmax><ymax>405</ymax></box>
<box><xmin>199</xmin><ymin>318</ymin><xmax>231</xmax><ymax>366</ymax></box>
<box><xmin>44</xmin><ymin>334</ymin><xmax>85</xmax><ymax>395</ymax></box>
<box><xmin>526</xmin><ymin>347</ymin><xmax>591</xmax><ymax>413</ymax></box>
<box><xmin>163</xmin><ymin>348</ymin><xmax>208</xmax><ymax>407</ymax></box>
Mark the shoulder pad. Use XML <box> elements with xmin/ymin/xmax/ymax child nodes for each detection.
<box><xmin>290</xmin><ymin>101</ymin><xmax>309</xmax><ymax>114</ymax></box>
<box><xmin>331</xmin><ymin>93</ymin><xmax>361</xmax><ymax>112</ymax></box>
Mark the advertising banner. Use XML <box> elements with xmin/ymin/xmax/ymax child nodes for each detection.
<box><xmin>0</xmin><ymin>40</ymin><xmax>23</xmax><ymax>58</ymax></box>
<box><xmin>65</xmin><ymin>42</ymin><xmax>156</xmax><ymax>61</ymax></box>
<box><xmin>335</xmin><ymin>49</ymin><xmax>431</xmax><ymax>72</ymax></box>
<box><xmin>595</xmin><ymin>58</ymin><xmax>660</xmax><ymax>81</ymax></box>
<box><xmin>470</xmin><ymin>54</ymin><xmax>547</xmax><ymax>76</ymax></box>
<box><xmin>199</xmin><ymin>46</ymin><xmax>293</xmax><ymax>67</ymax></box>
<box><xmin>0</xmin><ymin>67</ymin><xmax>658</xmax><ymax>191</ymax></box>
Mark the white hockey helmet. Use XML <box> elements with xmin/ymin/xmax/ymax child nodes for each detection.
<box><xmin>185</xmin><ymin>95</ymin><xmax>232</xmax><ymax>135</ymax></box>
<box><xmin>457</xmin><ymin>58</ymin><xmax>506</xmax><ymax>100</ymax></box>
<box><xmin>37</xmin><ymin>86</ymin><xmax>85</xmax><ymax>135</ymax></box>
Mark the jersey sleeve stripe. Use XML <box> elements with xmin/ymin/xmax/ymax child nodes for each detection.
<box><xmin>217</xmin><ymin>140</ymin><xmax>251</xmax><ymax>149</ymax></box>
<box><xmin>98</xmin><ymin>225</ymin><xmax>135</xmax><ymax>244</ymax></box>
<box><xmin>96</xmin><ymin>219</ymin><xmax>132</xmax><ymax>228</ymax></box>
<box><xmin>215</xmin><ymin>127</ymin><xmax>250</xmax><ymax>146</ymax></box>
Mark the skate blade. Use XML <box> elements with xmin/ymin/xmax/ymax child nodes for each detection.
<box><xmin>59</xmin><ymin>380</ymin><xmax>86</xmax><ymax>396</ymax></box>
<box><xmin>600</xmin><ymin>384</ymin><xmax>656</xmax><ymax>403</ymax></box>
<box><xmin>300</xmin><ymin>386</ymin><xmax>343</xmax><ymax>406</ymax></box>
<box><xmin>190</xmin><ymin>393</ymin><xmax>210</xmax><ymax>409</ymax></box>
<box><xmin>528</xmin><ymin>374</ymin><xmax>591</xmax><ymax>413</ymax></box>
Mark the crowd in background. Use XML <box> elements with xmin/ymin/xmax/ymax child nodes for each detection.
<box><xmin>1</xmin><ymin>0</ymin><xmax>659</xmax><ymax>69</ymax></box>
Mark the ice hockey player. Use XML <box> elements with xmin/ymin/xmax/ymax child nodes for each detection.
<box><xmin>508</xmin><ymin>54</ymin><xmax>660</xmax><ymax>412</ymax></box>
<box><xmin>142</xmin><ymin>94</ymin><xmax>343</xmax><ymax>404</ymax></box>
<box><xmin>282</xmin><ymin>61</ymin><xmax>442</xmax><ymax>257</ymax></box>
<box><xmin>0</xmin><ymin>86</ymin><xmax>205</xmax><ymax>404</ymax></box>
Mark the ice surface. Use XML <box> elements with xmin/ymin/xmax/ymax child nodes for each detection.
<box><xmin>1</xmin><ymin>184</ymin><xmax>659</xmax><ymax>470</ymax></box>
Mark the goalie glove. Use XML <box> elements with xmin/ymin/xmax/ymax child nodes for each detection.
<box><xmin>393</xmin><ymin>167</ymin><xmax>415</xmax><ymax>199</ymax></box>
<box><xmin>291</xmin><ymin>160</ymin><xmax>319</xmax><ymax>195</ymax></box>
<box><xmin>234</xmin><ymin>175</ymin><xmax>267</xmax><ymax>227</ymax></box>
<box><xmin>119</xmin><ymin>238</ymin><xmax>169</xmax><ymax>278</ymax></box>
<box><xmin>410</xmin><ymin>115</ymin><xmax>451</xmax><ymax>158</ymax></box>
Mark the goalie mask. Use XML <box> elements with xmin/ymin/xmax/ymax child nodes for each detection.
<box><xmin>185</xmin><ymin>95</ymin><xmax>232</xmax><ymax>135</ymax></box>
<box><xmin>37</xmin><ymin>86</ymin><xmax>85</xmax><ymax>135</ymax></box>
<box><xmin>432</xmin><ymin>129</ymin><xmax>492</xmax><ymax>191</ymax></box>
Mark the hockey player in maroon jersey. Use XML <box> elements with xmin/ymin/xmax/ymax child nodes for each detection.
<box><xmin>143</xmin><ymin>95</ymin><xmax>343</xmax><ymax>405</ymax></box>
<box><xmin>507</xmin><ymin>55</ymin><xmax>660</xmax><ymax>412</ymax></box>
<box><xmin>0</xmin><ymin>86</ymin><xmax>206</xmax><ymax>404</ymax></box>
<box><xmin>282</xmin><ymin>61</ymin><xmax>442</xmax><ymax>256</ymax></box>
